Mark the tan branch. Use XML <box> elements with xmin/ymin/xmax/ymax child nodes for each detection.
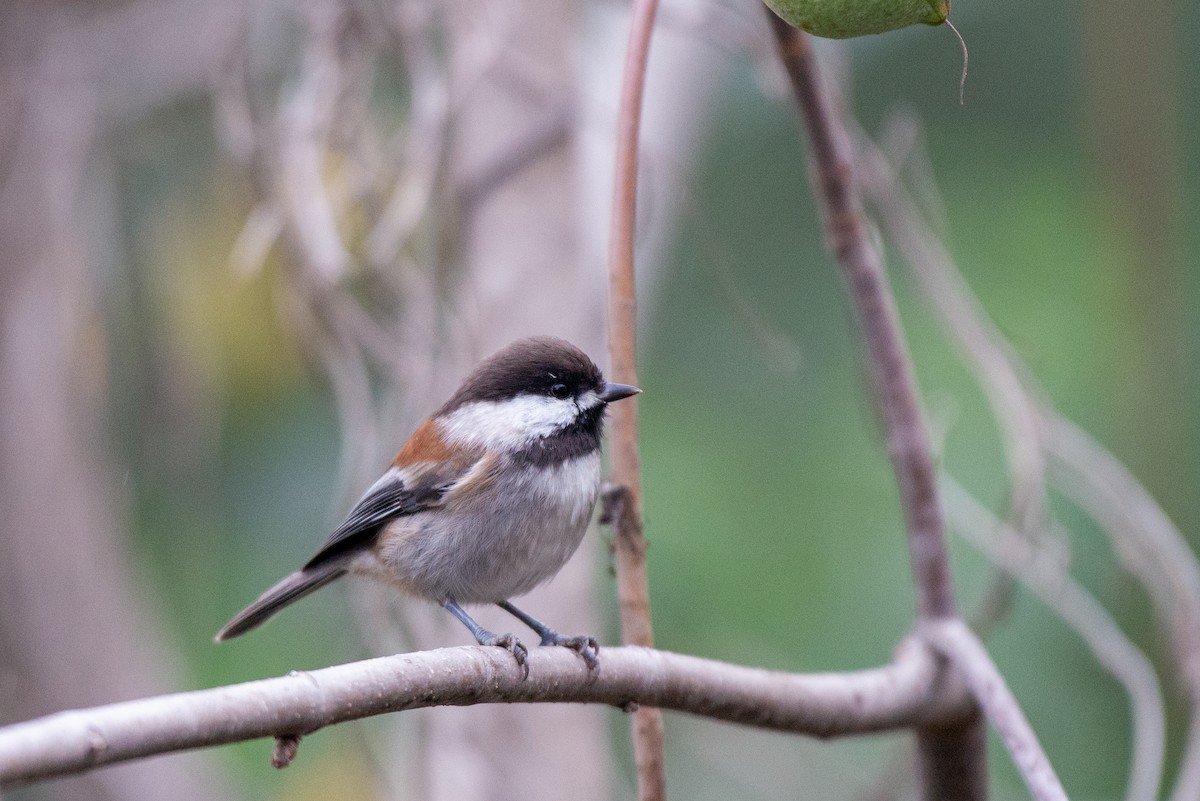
<box><xmin>0</xmin><ymin>641</ymin><xmax>970</xmax><ymax>789</ymax></box>
<box><xmin>607</xmin><ymin>0</ymin><xmax>666</xmax><ymax>798</ymax></box>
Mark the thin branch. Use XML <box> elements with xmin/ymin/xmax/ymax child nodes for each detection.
<box><xmin>922</xmin><ymin>619</ymin><xmax>1069</xmax><ymax>801</ymax></box>
<box><xmin>456</xmin><ymin>102</ymin><xmax>573</xmax><ymax>214</ymax></box>
<box><xmin>857</xmin><ymin>114</ymin><xmax>1200</xmax><ymax>801</ymax></box>
<box><xmin>765</xmin><ymin>9</ymin><xmax>954</xmax><ymax>623</ymax></box>
<box><xmin>1047</xmin><ymin>418</ymin><xmax>1200</xmax><ymax>801</ymax></box>
<box><xmin>764</xmin><ymin>11</ymin><xmax>987</xmax><ymax>801</ymax></box>
<box><xmin>944</xmin><ymin>477</ymin><xmax>1165</xmax><ymax>801</ymax></box>
<box><xmin>364</xmin><ymin>0</ymin><xmax>450</xmax><ymax>268</ymax></box>
<box><xmin>274</xmin><ymin>0</ymin><xmax>356</xmax><ymax>283</ymax></box>
<box><xmin>607</xmin><ymin>0</ymin><xmax>656</xmax><ymax>647</ymax></box>
<box><xmin>607</xmin><ymin>0</ymin><xmax>666</xmax><ymax>798</ymax></box>
<box><xmin>862</xmin><ymin>111</ymin><xmax>1049</xmax><ymax>570</ymax></box>
<box><xmin>0</xmin><ymin>642</ymin><xmax>972</xmax><ymax>788</ymax></box>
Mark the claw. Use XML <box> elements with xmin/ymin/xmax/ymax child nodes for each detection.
<box><xmin>572</xmin><ymin>636</ymin><xmax>601</xmax><ymax>672</ymax></box>
<box><xmin>543</xmin><ymin>632</ymin><xmax>600</xmax><ymax>672</ymax></box>
<box><xmin>486</xmin><ymin>632</ymin><xmax>530</xmax><ymax>679</ymax></box>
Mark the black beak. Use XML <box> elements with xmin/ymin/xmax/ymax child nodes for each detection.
<box><xmin>599</xmin><ymin>382</ymin><xmax>641</xmax><ymax>403</ymax></box>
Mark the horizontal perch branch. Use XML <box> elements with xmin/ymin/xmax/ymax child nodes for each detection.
<box><xmin>1</xmin><ymin>641</ymin><xmax>972</xmax><ymax>788</ymax></box>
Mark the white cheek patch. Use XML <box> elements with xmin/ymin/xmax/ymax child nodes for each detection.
<box><xmin>438</xmin><ymin>395</ymin><xmax>578</xmax><ymax>451</ymax></box>
<box><xmin>576</xmin><ymin>389</ymin><xmax>602</xmax><ymax>410</ymax></box>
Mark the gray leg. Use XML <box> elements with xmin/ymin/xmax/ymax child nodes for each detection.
<box><xmin>497</xmin><ymin>601</ymin><xmax>600</xmax><ymax>671</ymax></box>
<box><xmin>443</xmin><ymin>598</ymin><xmax>529</xmax><ymax>676</ymax></box>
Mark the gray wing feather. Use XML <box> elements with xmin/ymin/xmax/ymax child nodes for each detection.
<box><xmin>301</xmin><ymin>469</ymin><xmax>449</xmax><ymax>570</ymax></box>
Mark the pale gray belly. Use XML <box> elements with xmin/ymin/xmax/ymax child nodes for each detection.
<box><xmin>369</xmin><ymin>453</ymin><xmax>600</xmax><ymax>603</ymax></box>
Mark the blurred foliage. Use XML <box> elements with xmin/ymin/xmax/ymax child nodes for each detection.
<box><xmin>75</xmin><ymin>1</ymin><xmax>1199</xmax><ymax>799</ymax></box>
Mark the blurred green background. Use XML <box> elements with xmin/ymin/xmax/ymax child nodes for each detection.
<box><xmin>5</xmin><ymin>0</ymin><xmax>1198</xmax><ymax>799</ymax></box>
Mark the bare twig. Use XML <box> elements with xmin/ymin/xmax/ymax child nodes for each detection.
<box><xmin>1047</xmin><ymin>418</ymin><xmax>1200</xmax><ymax>801</ymax></box>
<box><xmin>944</xmin><ymin>478</ymin><xmax>1165</xmax><ymax>801</ymax></box>
<box><xmin>763</xmin><ymin>11</ymin><xmax>991</xmax><ymax>800</ymax></box>
<box><xmin>922</xmin><ymin>619</ymin><xmax>1069</xmax><ymax>801</ymax></box>
<box><xmin>607</xmin><ymin>0</ymin><xmax>666</xmax><ymax>799</ymax></box>
<box><xmin>364</xmin><ymin>0</ymin><xmax>451</xmax><ymax>268</ymax></box>
<box><xmin>765</xmin><ymin>10</ymin><xmax>954</xmax><ymax>622</ymax></box>
<box><xmin>0</xmin><ymin>641</ymin><xmax>972</xmax><ymax>788</ymax></box>
<box><xmin>858</xmin><ymin>116</ymin><xmax>1200</xmax><ymax>801</ymax></box>
<box><xmin>456</xmin><ymin>102</ymin><xmax>573</xmax><ymax>214</ymax></box>
<box><xmin>274</xmin><ymin>1</ymin><xmax>357</xmax><ymax>283</ymax></box>
<box><xmin>860</xmin><ymin>117</ymin><xmax>1049</xmax><ymax>548</ymax></box>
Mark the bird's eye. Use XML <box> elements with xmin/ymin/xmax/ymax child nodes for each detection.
<box><xmin>550</xmin><ymin>383</ymin><xmax>571</xmax><ymax>400</ymax></box>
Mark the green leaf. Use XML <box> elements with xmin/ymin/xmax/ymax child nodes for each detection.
<box><xmin>764</xmin><ymin>0</ymin><xmax>949</xmax><ymax>38</ymax></box>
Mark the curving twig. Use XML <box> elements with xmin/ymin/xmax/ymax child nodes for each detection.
<box><xmin>365</xmin><ymin>0</ymin><xmax>451</xmax><ymax>269</ymax></box>
<box><xmin>857</xmin><ymin>114</ymin><xmax>1200</xmax><ymax>801</ymax></box>
<box><xmin>763</xmin><ymin>10</ymin><xmax>991</xmax><ymax>800</ymax></box>
<box><xmin>1048</xmin><ymin>418</ymin><xmax>1200</xmax><ymax>801</ymax></box>
<box><xmin>943</xmin><ymin>478</ymin><xmax>1165</xmax><ymax>801</ymax></box>
<box><xmin>922</xmin><ymin>619</ymin><xmax>1069</xmax><ymax>801</ymax></box>
<box><xmin>607</xmin><ymin>0</ymin><xmax>666</xmax><ymax>799</ymax></box>
<box><xmin>274</xmin><ymin>1</ymin><xmax>357</xmax><ymax>283</ymax></box>
<box><xmin>764</xmin><ymin>8</ymin><xmax>954</xmax><ymax>622</ymax></box>
<box><xmin>863</xmin><ymin>113</ymin><xmax>1049</xmax><ymax>627</ymax></box>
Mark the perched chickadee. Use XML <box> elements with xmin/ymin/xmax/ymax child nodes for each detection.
<box><xmin>216</xmin><ymin>336</ymin><xmax>639</xmax><ymax>672</ymax></box>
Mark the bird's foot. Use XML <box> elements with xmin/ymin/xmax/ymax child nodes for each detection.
<box><xmin>541</xmin><ymin>631</ymin><xmax>601</xmax><ymax>671</ymax></box>
<box><xmin>495</xmin><ymin>600</ymin><xmax>601</xmax><ymax>672</ymax></box>
<box><xmin>442</xmin><ymin>598</ymin><xmax>530</xmax><ymax>679</ymax></box>
<box><xmin>477</xmin><ymin>629</ymin><xmax>530</xmax><ymax>679</ymax></box>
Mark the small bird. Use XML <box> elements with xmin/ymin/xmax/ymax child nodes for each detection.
<box><xmin>216</xmin><ymin>336</ymin><xmax>639</xmax><ymax>673</ymax></box>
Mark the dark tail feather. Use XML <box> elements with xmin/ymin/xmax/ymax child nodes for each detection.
<box><xmin>215</xmin><ymin>561</ymin><xmax>347</xmax><ymax>641</ymax></box>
